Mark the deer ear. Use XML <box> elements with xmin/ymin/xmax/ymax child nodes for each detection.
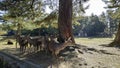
<box><xmin>65</xmin><ymin>37</ymin><xmax>71</xmax><ymax>43</ymax></box>
<box><xmin>67</xmin><ymin>37</ymin><xmax>71</xmax><ymax>41</ymax></box>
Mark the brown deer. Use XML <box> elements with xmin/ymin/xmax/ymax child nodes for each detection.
<box><xmin>16</xmin><ymin>35</ymin><xmax>28</xmax><ymax>53</ymax></box>
<box><xmin>42</xmin><ymin>35</ymin><xmax>52</xmax><ymax>53</ymax></box>
<box><xmin>48</xmin><ymin>37</ymin><xmax>73</xmax><ymax>58</ymax></box>
<box><xmin>26</xmin><ymin>35</ymin><xmax>43</xmax><ymax>52</ymax></box>
<box><xmin>36</xmin><ymin>36</ymin><xmax>45</xmax><ymax>51</ymax></box>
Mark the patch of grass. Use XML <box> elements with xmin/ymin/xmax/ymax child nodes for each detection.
<box><xmin>75</xmin><ymin>38</ymin><xmax>114</xmax><ymax>46</ymax></box>
<box><xmin>0</xmin><ymin>31</ymin><xmax>6</xmax><ymax>36</ymax></box>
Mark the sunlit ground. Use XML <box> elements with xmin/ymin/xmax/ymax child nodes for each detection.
<box><xmin>0</xmin><ymin>36</ymin><xmax>19</xmax><ymax>55</ymax></box>
<box><xmin>75</xmin><ymin>37</ymin><xmax>114</xmax><ymax>46</ymax></box>
<box><xmin>0</xmin><ymin>37</ymin><xmax>114</xmax><ymax>49</ymax></box>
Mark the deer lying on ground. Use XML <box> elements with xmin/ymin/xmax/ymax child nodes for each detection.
<box><xmin>16</xmin><ymin>35</ymin><xmax>28</xmax><ymax>53</ymax></box>
<box><xmin>48</xmin><ymin>37</ymin><xmax>73</xmax><ymax>58</ymax></box>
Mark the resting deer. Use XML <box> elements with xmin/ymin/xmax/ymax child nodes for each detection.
<box><xmin>48</xmin><ymin>37</ymin><xmax>73</xmax><ymax>58</ymax></box>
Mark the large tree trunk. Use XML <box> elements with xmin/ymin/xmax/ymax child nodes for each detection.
<box><xmin>58</xmin><ymin>0</ymin><xmax>75</xmax><ymax>43</ymax></box>
<box><xmin>109</xmin><ymin>22</ymin><xmax>120</xmax><ymax>47</ymax></box>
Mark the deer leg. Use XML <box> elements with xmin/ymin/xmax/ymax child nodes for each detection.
<box><xmin>20</xmin><ymin>45</ymin><xmax>22</xmax><ymax>52</ymax></box>
<box><xmin>34</xmin><ymin>46</ymin><xmax>37</xmax><ymax>52</ymax></box>
<box><xmin>22</xmin><ymin>46</ymin><xmax>24</xmax><ymax>53</ymax></box>
<box><xmin>37</xmin><ymin>45</ymin><xmax>39</xmax><ymax>51</ymax></box>
<box><xmin>29</xmin><ymin>44</ymin><xmax>33</xmax><ymax>53</ymax></box>
<box><xmin>24</xmin><ymin>46</ymin><xmax>26</xmax><ymax>53</ymax></box>
<box><xmin>55</xmin><ymin>53</ymin><xmax>58</xmax><ymax>59</ymax></box>
<box><xmin>21</xmin><ymin>46</ymin><xmax>23</xmax><ymax>53</ymax></box>
<box><xmin>25</xmin><ymin>44</ymin><xmax>28</xmax><ymax>53</ymax></box>
<box><xmin>53</xmin><ymin>51</ymin><xmax>58</xmax><ymax>59</ymax></box>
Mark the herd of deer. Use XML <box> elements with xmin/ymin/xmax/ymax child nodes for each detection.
<box><xmin>15</xmin><ymin>35</ymin><xmax>73</xmax><ymax>58</ymax></box>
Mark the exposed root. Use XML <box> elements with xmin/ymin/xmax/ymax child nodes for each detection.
<box><xmin>108</xmin><ymin>41</ymin><xmax>120</xmax><ymax>48</ymax></box>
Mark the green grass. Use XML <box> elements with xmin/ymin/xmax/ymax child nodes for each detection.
<box><xmin>0</xmin><ymin>31</ymin><xmax>6</xmax><ymax>36</ymax></box>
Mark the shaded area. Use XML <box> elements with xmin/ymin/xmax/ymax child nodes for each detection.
<box><xmin>0</xmin><ymin>42</ymin><xmax>88</xmax><ymax>68</ymax></box>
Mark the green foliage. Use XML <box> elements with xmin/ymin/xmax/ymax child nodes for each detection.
<box><xmin>16</xmin><ymin>25</ymin><xmax>58</xmax><ymax>36</ymax></box>
<box><xmin>73</xmin><ymin>15</ymin><xmax>107</xmax><ymax>37</ymax></box>
<box><xmin>103</xmin><ymin>0</ymin><xmax>120</xmax><ymax>19</ymax></box>
<box><xmin>85</xmin><ymin>20</ymin><xmax>106</xmax><ymax>36</ymax></box>
<box><xmin>28</xmin><ymin>26</ymin><xmax>58</xmax><ymax>36</ymax></box>
<box><xmin>0</xmin><ymin>0</ymin><xmax>43</xmax><ymax>19</ymax></box>
<box><xmin>1</xmin><ymin>22</ymin><xmax>13</xmax><ymax>31</ymax></box>
<box><xmin>103</xmin><ymin>0</ymin><xmax>120</xmax><ymax>34</ymax></box>
<box><xmin>103</xmin><ymin>0</ymin><xmax>120</xmax><ymax>8</ymax></box>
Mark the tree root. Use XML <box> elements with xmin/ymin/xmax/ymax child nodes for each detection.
<box><xmin>108</xmin><ymin>41</ymin><xmax>120</xmax><ymax>48</ymax></box>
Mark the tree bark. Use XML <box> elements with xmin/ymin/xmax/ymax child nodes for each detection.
<box><xmin>109</xmin><ymin>22</ymin><xmax>120</xmax><ymax>47</ymax></box>
<box><xmin>58</xmin><ymin>0</ymin><xmax>75</xmax><ymax>43</ymax></box>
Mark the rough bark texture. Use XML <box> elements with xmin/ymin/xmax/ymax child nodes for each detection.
<box><xmin>109</xmin><ymin>22</ymin><xmax>120</xmax><ymax>47</ymax></box>
<box><xmin>58</xmin><ymin>0</ymin><xmax>75</xmax><ymax>43</ymax></box>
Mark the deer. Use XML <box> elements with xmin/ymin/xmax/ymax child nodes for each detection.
<box><xmin>48</xmin><ymin>37</ymin><xmax>73</xmax><ymax>58</ymax></box>
<box><xmin>16</xmin><ymin>35</ymin><xmax>28</xmax><ymax>53</ymax></box>
<box><xmin>36</xmin><ymin>36</ymin><xmax>45</xmax><ymax>51</ymax></box>
<box><xmin>42</xmin><ymin>35</ymin><xmax>52</xmax><ymax>53</ymax></box>
<box><xmin>26</xmin><ymin>35</ymin><xmax>43</xmax><ymax>52</ymax></box>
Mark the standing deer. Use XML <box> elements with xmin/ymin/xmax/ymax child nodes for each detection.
<box><xmin>26</xmin><ymin>35</ymin><xmax>43</xmax><ymax>52</ymax></box>
<box><xmin>48</xmin><ymin>37</ymin><xmax>73</xmax><ymax>58</ymax></box>
<box><xmin>16</xmin><ymin>35</ymin><xmax>28</xmax><ymax>53</ymax></box>
<box><xmin>42</xmin><ymin>35</ymin><xmax>51</xmax><ymax>53</ymax></box>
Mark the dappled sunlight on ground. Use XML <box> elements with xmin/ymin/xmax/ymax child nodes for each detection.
<box><xmin>0</xmin><ymin>37</ymin><xmax>120</xmax><ymax>68</ymax></box>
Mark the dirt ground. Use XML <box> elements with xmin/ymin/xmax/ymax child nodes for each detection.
<box><xmin>75</xmin><ymin>38</ymin><xmax>120</xmax><ymax>68</ymax></box>
<box><xmin>0</xmin><ymin>37</ymin><xmax>120</xmax><ymax>68</ymax></box>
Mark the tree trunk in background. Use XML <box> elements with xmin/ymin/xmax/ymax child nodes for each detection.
<box><xmin>109</xmin><ymin>22</ymin><xmax>120</xmax><ymax>47</ymax></box>
<box><xmin>58</xmin><ymin>0</ymin><xmax>75</xmax><ymax>43</ymax></box>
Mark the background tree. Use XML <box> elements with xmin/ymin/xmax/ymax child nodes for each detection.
<box><xmin>73</xmin><ymin>14</ymin><xmax>107</xmax><ymax>37</ymax></box>
<box><xmin>0</xmin><ymin>0</ymin><xmax>44</xmax><ymax>35</ymax></box>
<box><xmin>103</xmin><ymin>0</ymin><xmax>120</xmax><ymax>46</ymax></box>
